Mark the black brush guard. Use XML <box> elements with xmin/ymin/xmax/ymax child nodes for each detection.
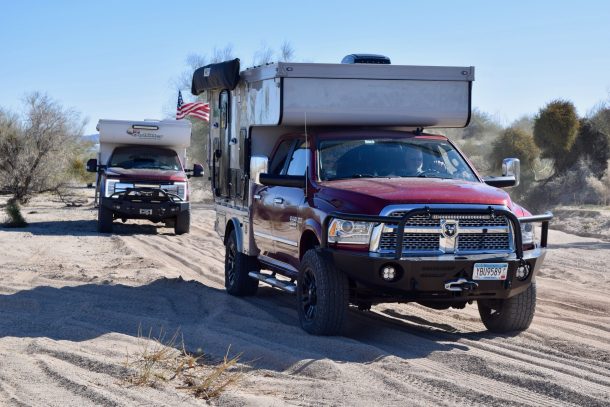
<box><xmin>321</xmin><ymin>206</ymin><xmax>553</xmax><ymax>260</ymax></box>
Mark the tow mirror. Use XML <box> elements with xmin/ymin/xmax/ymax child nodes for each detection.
<box><xmin>250</xmin><ymin>155</ymin><xmax>269</xmax><ymax>185</ymax></box>
<box><xmin>502</xmin><ymin>158</ymin><xmax>520</xmax><ymax>187</ymax></box>
<box><xmin>86</xmin><ymin>158</ymin><xmax>98</xmax><ymax>173</ymax></box>
<box><xmin>483</xmin><ymin>158</ymin><xmax>520</xmax><ymax>188</ymax></box>
<box><xmin>193</xmin><ymin>163</ymin><xmax>204</xmax><ymax>177</ymax></box>
<box><xmin>259</xmin><ymin>174</ymin><xmax>306</xmax><ymax>188</ymax></box>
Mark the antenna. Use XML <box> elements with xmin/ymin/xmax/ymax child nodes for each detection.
<box><xmin>304</xmin><ymin>112</ymin><xmax>308</xmax><ymax>200</ymax></box>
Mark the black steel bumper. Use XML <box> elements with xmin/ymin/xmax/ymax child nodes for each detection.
<box><xmin>100</xmin><ymin>196</ymin><xmax>189</xmax><ymax>221</ymax></box>
<box><xmin>321</xmin><ymin>247</ymin><xmax>546</xmax><ymax>301</ymax></box>
<box><xmin>320</xmin><ymin>206</ymin><xmax>553</xmax><ymax>302</ymax></box>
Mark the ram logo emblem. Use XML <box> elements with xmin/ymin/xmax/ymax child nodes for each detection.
<box><xmin>441</xmin><ymin>219</ymin><xmax>458</xmax><ymax>238</ymax></box>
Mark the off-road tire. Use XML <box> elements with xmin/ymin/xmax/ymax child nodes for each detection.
<box><xmin>478</xmin><ymin>282</ymin><xmax>537</xmax><ymax>333</ymax></box>
<box><xmin>224</xmin><ymin>230</ymin><xmax>259</xmax><ymax>296</ymax></box>
<box><xmin>175</xmin><ymin>210</ymin><xmax>190</xmax><ymax>235</ymax></box>
<box><xmin>98</xmin><ymin>205</ymin><xmax>113</xmax><ymax>233</ymax></box>
<box><xmin>297</xmin><ymin>249</ymin><xmax>349</xmax><ymax>335</ymax></box>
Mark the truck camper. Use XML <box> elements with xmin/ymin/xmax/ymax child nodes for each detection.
<box><xmin>192</xmin><ymin>56</ymin><xmax>552</xmax><ymax>335</ymax></box>
<box><xmin>87</xmin><ymin>119</ymin><xmax>203</xmax><ymax>234</ymax></box>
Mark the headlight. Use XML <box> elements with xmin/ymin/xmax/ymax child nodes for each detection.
<box><xmin>521</xmin><ymin>222</ymin><xmax>535</xmax><ymax>245</ymax></box>
<box><xmin>162</xmin><ymin>182</ymin><xmax>187</xmax><ymax>201</ymax></box>
<box><xmin>328</xmin><ymin>219</ymin><xmax>375</xmax><ymax>245</ymax></box>
<box><xmin>104</xmin><ymin>179</ymin><xmax>122</xmax><ymax>197</ymax></box>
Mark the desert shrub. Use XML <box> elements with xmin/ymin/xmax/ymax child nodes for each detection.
<box><xmin>3</xmin><ymin>198</ymin><xmax>27</xmax><ymax>227</ymax></box>
<box><xmin>524</xmin><ymin>161</ymin><xmax>609</xmax><ymax>211</ymax></box>
<box><xmin>533</xmin><ymin>100</ymin><xmax>580</xmax><ymax>175</ymax></box>
<box><xmin>0</xmin><ymin>93</ymin><xmax>85</xmax><ymax>204</ymax></box>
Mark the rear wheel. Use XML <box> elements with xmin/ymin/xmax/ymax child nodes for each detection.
<box><xmin>97</xmin><ymin>205</ymin><xmax>113</xmax><ymax>233</ymax></box>
<box><xmin>224</xmin><ymin>230</ymin><xmax>259</xmax><ymax>296</ymax></box>
<box><xmin>175</xmin><ymin>210</ymin><xmax>190</xmax><ymax>235</ymax></box>
<box><xmin>297</xmin><ymin>249</ymin><xmax>349</xmax><ymax>335</ymax></box>
<box><xmin>478</xmin><ymin>283</ymin><xmax>537</xmax><ymax>333</ymax></box>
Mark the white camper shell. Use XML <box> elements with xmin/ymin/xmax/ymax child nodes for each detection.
<box><xmin>96</xmin><ymin>119</ymin><xmax>192</xmax><ymax>169</ymax></box>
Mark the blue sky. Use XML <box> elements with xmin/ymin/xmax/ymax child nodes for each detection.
<box><xmin>1</xmin><ymin>0</ymin><xmax>608</xmax><ymax>134</ymax></box>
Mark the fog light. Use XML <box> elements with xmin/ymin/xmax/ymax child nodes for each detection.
<box><xmin>515</xmin><ymin>264</ymin><xmax>531</xmax><ymax>281</ymax></box>
<box><xmin>381</xmin><ymin>265</ymin><xmax>397</xmax><ymax>281</ymax></box>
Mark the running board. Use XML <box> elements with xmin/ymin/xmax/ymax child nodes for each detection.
<box><xmin>248</xmin><ymin>271</ymin><xmax>297</xmax><ymax>294</ymax></box>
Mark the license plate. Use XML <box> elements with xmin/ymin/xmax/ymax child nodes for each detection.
<box><xmin>139</xmin><ymin>208</ymin><xmax>153</xmax><ymax>215</ymax></box>
<box><xmin>473</xmin><ymin>263</ymin><xmax>509</xmax><ymax>280</ymax></box>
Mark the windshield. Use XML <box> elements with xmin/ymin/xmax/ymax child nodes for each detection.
<box><xmin>108</xmin><ymin>146</ymin><xmax>183</xmax><ymax>171</ymax></box>
<box><xmin>318</xmin><ymin>138</ymin><xmax>478</xmax><ymax>182</ymax></box>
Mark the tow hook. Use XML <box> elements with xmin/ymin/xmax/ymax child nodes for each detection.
<box><xmin>444</xmin><ymin>278</ymin><xmax>479</xmax><ymax>292</ymax></box>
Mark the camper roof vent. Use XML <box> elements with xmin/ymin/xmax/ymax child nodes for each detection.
<box><xmin>341</xmin><ymin>54</ymin><xmax>391</xmax><ymax>64</ymax></box>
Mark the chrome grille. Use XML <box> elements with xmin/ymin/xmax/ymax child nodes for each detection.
<box><xmin>457</xmin><ymin>233</ymin><xmax>510</xmax><ymax>251</ymax></box>
<box><xmin>377</xmin><ymin>210</ymin><xmax>513</xmax><ymax>255</ymax></box>
<box><xmin>380</xmin><ymin>232</ymin><xmax>440</xmax><ymax>251</ymax></box>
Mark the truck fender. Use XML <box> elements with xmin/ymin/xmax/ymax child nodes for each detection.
<box><xmin>224</xmin><ymin>218</ymin><xmax>244</xmax><ymax>252</ymax></box>
<box><xmin>300</xmin><ymin>219</ymin><xmax>323</xmax><ymax>259</ymax></box>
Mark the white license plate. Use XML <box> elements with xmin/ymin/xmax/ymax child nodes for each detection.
<box><xmin>139</xmin><ymin>209</ymin><xmax>153</xmax><ymax>215</ymax></box>
<box><xmin>473</xmin><ymin>263</ymin><xmax>509</xmax><ymax>280</ymax></box>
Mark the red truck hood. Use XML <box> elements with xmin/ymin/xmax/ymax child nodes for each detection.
<box><xmin>106</xmin><ymin>167</ymin><xmax>187</xmax><ymax>182</ymax></box>
<box><xmin>317</xmin><ymin>177</ymin><xmax>513</xmax><ymax>214</ymax></box>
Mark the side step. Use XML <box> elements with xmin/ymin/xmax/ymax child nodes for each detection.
<box><xmin>248</xmin><ymin>271</ymin><xmax>297</xmax><ymax>294</ymax></box>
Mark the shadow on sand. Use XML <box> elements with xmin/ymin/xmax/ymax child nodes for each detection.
<box><xmin>0</xmin><ymin>277</ymin><xmax>511</xmax><ymax>372</ymax></box>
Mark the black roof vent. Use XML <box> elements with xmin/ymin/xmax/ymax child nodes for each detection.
<box><xmin>341</xmin><ymin>54</ymin><xmax>391</xmax><ymax>64</ymax></box>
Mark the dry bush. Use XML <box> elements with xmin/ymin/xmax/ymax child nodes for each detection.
<box><xmin>123</xmin><ymin>326</ymin><xmax>243</xmax><ymax>400</ymax></box>
<box><xmin>2</xmin><ymin>198</ymin><xmax>27</xmax><ymax>227</ymax></box>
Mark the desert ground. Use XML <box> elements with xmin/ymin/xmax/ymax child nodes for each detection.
<box><xmin>0</xmin><ymin>188</ymin><xmax>609</xmax><ymax>406</ymax></box>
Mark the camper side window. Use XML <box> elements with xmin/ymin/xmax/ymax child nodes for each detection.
<box><xmin>269</xmin><ymin>140</ymin><xmax>293</xmax><ymax>175</ymax></box>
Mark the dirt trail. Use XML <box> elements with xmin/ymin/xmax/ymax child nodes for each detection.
<box><xmin>0</xmin><ymin>190</ymin><xmax>609</xmax><ymax>406</ymax></box>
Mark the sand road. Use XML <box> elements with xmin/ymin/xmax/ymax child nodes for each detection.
<box><xmin>0</xmin><ymin>191</ymin><xmax>609</xmax><ymax>406</ymax></box>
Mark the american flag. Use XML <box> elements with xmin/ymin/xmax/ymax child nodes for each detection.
<box><xmin>176</xmin><ymin>90</ymin><xmax>210</xmax><ymax>121</ymax></box>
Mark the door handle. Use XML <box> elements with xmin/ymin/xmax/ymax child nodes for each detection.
<box><xmin>273</xmin><ymin>197</ymin><xmax>284</xmax><ymax>205</ymax></box>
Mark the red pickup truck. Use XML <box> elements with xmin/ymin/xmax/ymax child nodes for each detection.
<box><xmin>225</xmin><ymin>129</ymin><xmax>551</xmax><ymax>335</ymax></box>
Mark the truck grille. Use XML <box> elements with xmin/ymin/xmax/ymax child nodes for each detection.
<box><xmin>377</xmin><ymin>211</ymin><xmax>513</xmax><ymax>255</ymax></box>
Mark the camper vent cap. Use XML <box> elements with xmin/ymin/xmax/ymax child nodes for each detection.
<box><xmin>341</xmin><ymin>54</ymin><xmax>391</xmax><ymax>64</ymax></box>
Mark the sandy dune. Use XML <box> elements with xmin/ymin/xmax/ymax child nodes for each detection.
<box><xmin>0</xmin><ymin>189</ymin><xmax>609</xmax><ymax>406</ymax></box>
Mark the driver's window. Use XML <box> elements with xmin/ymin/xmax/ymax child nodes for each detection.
<box><xmin>269</xmin><ymin>140</ymin><xmax>293</xmax><ymax>175</ymax></box>
<box><xmin>286</xmin><ymin>140</ymin><xmax>308</xmax><ymax>176</ymax></box>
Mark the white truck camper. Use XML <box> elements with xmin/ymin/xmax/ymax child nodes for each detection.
<box><xmin>87</xmin><ymin>119</ymin><xmax>203</xmax><ymax>234</ymax></box>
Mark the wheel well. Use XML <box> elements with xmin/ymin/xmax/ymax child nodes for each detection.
<box><xmin>224</xmin><ymin>221</ymin><xmax>235</xmax><ymax>246</ymax></box>
<box><xmin>299</xmin><ymin>230</ymin><xmax>320</xmax><ymax>260</ymax></box>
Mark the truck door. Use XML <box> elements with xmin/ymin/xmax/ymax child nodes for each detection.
<box><xmin>272</xmin><ymin>139</ymin><xmax>307</xmax><ymax>271</ymax></box>
<box><xmin>251</xmin><ymin>139</ymin><xmax>293</xmax><ymax>258</ymax></box>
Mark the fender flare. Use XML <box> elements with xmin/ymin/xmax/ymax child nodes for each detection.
<box><xmin>224</xmin><ymin>217</ymin><xmax>244</xmax><ymax>252</ymax></box>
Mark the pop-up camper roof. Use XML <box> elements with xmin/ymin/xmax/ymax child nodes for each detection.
<box><xmin>96</xmin><ymin>119</ymin><xmax>192</xmax><ymax>147</ymax></box>
<box><xmin>192</xmin><ymin>61</ymin><xmax>474</xmax><ymax>128</ymax></box>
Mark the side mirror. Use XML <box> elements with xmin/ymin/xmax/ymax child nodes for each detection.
<box><xmin>259</xmin><ymin>173</ymin><xmax>306</xmax><ymax>188</ymax></box>
<box><xmin>86</xmin><ymin>158</ymin><xmax>98</xmax><ymax>173</ymax></box>
<box><xmin>483</xmin><ymin>158</ymin><xmax>520</xmax><ymax>188</ymax></box>
<box><xmin>250</xmin><ymin>155</ymin><xmax>269</xmax><ymax>185</ymax></box>
<box><xmin>193</xmin><ymin>163</ymin><xmax>204</xmax><ymax>177</ymax></box>
<box><xmin>502</xmin><ymin>158</ymin><xmax>520</xmax><ymax>187</ymax></box>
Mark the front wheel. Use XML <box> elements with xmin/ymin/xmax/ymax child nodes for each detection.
<box><xmin>297</xmin><ymin>249</ymin><xmax>349</xmax><ymax>335</ymax></box>
<box><xmin>98</xmin><ymin>205</ymin><xmax>113</xmax><ymax>233</ymax></box>
<box><xmin>224</xmin><ymin>230</ymin><xmax>259</xmax><ymax>296</ymax></box>
<box><xmin>175</xmin><ymin>210</ymin><xmax>190</xmax><ymax>235</ymax></box>
<box><xmin>478</xmin><ymin>283</ymin><xmax>537</xmax><ymax>333</ymax></box>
